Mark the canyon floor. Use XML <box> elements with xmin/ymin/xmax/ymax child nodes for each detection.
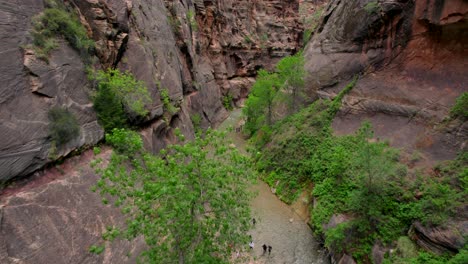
<box><xmin>219</xmin><ymin>109</ymin><xmax>329</xmax><ymax>264</ymax></box>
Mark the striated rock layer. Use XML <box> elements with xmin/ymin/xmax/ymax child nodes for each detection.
<box><xmin>304</xmin><ymin>0</ymin><xmax>468</xmax><ymax>161</ymax></box>
<box><xmin>0</xmin><ymin>0</ymin><xmax>304</xmax><ymax>182</ymax></box>
<box><xmin>303</xmin><ymin>0</ymin><xmax>467</xmax><ymax>262</ymax></box>
<box><xmin>0</xmin><ymin>0</ymin><xmax>306</xmax><ymax>263</ymax></box>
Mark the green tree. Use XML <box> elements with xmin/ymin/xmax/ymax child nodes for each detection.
<box><xmin>95</xmin><ymin>128</ymin><xmax>254</xmax><ymax>263</ymax></box>
<box><xmin>276</xmin><ymin>53</ymin><xmax>305</xmax><ymax>114</ymax></box>
<box><xmin>243</xmin><ymin>69</ymin><xmax>280</xmax><ymax>134</ymax></box>
<box><xmin>346</xmin><ymin>123</ymin><xmax>402</xmax><ymax>228</ymax></box>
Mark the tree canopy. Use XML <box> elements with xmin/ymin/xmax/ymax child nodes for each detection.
<box><xmin>93</xmin><ymin>128</ymin><xmax>254</xmax><ymax>263</ymax></box>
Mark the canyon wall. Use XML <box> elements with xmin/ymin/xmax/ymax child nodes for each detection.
<box><xmin>304</xmin><ymin>0</ymin><xmax>468</xmax><ymax>161</ymax></box>
<box><xmin>303</xmin><ymin>0</ymin><xmax>467</xmax><ymax>262</ymax></box>
<box><xmin>0</xmin><ymin>0</ymin><xmax>303</xmax><ymax>183</ymax></box>
<box><xmin>0</xmin><ymin>0</ymin><xmax>304</xmax><ymax>262</ymax></box>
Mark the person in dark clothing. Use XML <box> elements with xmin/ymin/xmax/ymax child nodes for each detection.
<box><xmin>262</xmin><ymin>244</ymin><xmax>267</xmax><ymax>255</ymax></box>
<box><xmin>268</xmin><ymin>245</ymin><xmax>272</xmax><ymax>255</ymax></box>
<box><xmin>252</xmin><ymin>218</ymin><xmax>256</xmax><ymax>225</ymax></box>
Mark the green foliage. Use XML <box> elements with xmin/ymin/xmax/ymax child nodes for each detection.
<box><xmin>92</xmin><ymin>69</ymin><xmax>152</xmax><ymax>131</ymax></box>
<box><xmin>48</xmin><ymin>106</ymin><xmax>80</xmax><ymax>146</ymax></box>
<box><xmin>243</xmin><ymin>69</ymin><xmax>280</xmax><ymax>134</ymax></box>
<box><xmin>186</xmin><ymin>10</ymin><xmax>198</xmax><ymax>32</ymax></box>
<box><xmin>106</xmin><ymin>128</ymin><xmax>143</xmax><ymax>156</ymax></box>
<box><xmin>160</xmin><ymin>87</ymin><xmax>178</xmax><ymax>115</ymax></box>
<box><xmin>276</xmin><ymin>52</ymin><xmax>306</xmax><ymax>114</ymax></box>
<box><xmin>250</xmin><ymin>73</ymin><xmax>465</xmax><ymax>261</ymax></box>
<box><xmin>253</xmin><ymin>78</ymin><xmax>357</xmax><ymax>203</ymax></box>
<box><xmin>450</xmin><ymin>92</ymin><xmax>468</xmax><ymax>119</ymax></box>
<box><xmin>243</xmin><ymin>53</ymin><xmax>319</xmax><ymax>137</ymax></box>
<box><xmin>244</xmin><ymin>35</ymin><xmax>252</xmax><ymax>44</ymax></box>
<box><xmin>89</xmin><ymin>244</ymin><xmax>105</xmax><ymax>255</ymax></box>
<box><xmin>94</xmin><ymin>128</ymin><xmax>254</xmax><ymax>263</ymax></box>
<box><xmin>364</xmin><ymin>1</ymin><xmax>380</xmax><ymax>14</ymax></box>
<box><xmin>93</xmin><ymin>146</ymin><xmax>101</xmax><ymax>155</ymax></box>
<box><xmin>222</xmin><ymin>94</ymin><xmax>234</xmax><ymax>111</ymax></box>
<box><xmin>102</xmin><ymin>226</ymin><xmax>121</xmax><ymax>242</ymax></box>
<box><xmin>30</xmin><ymin>3</ymin><xmax>94</xmax><ymax>62</ymax></box>
<box><xmin>190</xmin><ymin>113</ymin><xmax>202</xmax><ymax>130</ymax></box>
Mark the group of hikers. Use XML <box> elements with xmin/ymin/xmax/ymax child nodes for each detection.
<box><xmin>249</xmin><ymin>218</ymin><xmax>273</xmax><ymax>256</ymax></box>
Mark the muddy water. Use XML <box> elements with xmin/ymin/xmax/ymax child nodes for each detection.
<box><xmin>218</xmin><ymin>109</ymin><xmax>329</xmax><ymax>264</ymax></box>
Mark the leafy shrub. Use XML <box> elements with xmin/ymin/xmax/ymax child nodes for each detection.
<box><xmin>92</xmin><ymin>69</ymin><xmax>152</xmax><ymax>131</ymax></box>
<box><xmin>222</xmin><ymin>94</ymin><xmax>234</xmax><ymax>110</ymax></box>
<box><xmin>30</xmin><ymin>2</ymin><xmax>94</xmax><ymax>61</ymax></box>
<box><xmin>48</xmin><ymin>106</ymin><xmax>80</xmax><ymax>145</ymax></box>
<box><xmin>159</xmin><ymin>88</ymin><xmax>178</xmax><ymax>115</ymax></box>
<box><xmin>191</xmin><ymin>113</ymin><xmax>202</xmax><ymax>130</ymax></box>
<box><xmin>89</xmin><ymin>244</ymin><xmax>105</xmax><ymax>255</ymax></box>
<box><xmin>186</xmin><ymin>10</ymin><xmax>198</xmax><ymax>32</ymax></box>
<box><xmin>450</xmin><ymin>92</ymin><xmax>468</xmax><ymax>119</ymax></box>
<box><xmin>105</xmin><ymin>128</ymin><xmax>143</xmax><ymax>156</ymax></box>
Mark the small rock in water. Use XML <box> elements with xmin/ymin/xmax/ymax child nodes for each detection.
<box><xmin>289</xmin><ymin>218</ymin><xmax>294</xmax><ymax>223</ymax></box>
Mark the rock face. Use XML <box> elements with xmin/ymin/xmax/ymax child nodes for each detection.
<box><xmin>304</xmin><ymin>0</ymin><xmax>468</xmax><ymax>161</ymax></box>
<box><xmin>0</xmin><ymin>0</ymin><xmax>103</xmax><ymax>183</ymax></box>
<box><xmin>0</xmin><ymin>0</ymin><xmax>306</xmax><ymax>262</ymax></box>
<box><xmin>410</xmin><ymin>220</ymin><xmax>467</xmax><ymax>255</ymax></box>
<box><xmin>0</xmin><ymin>0</ymin><xmax>303</xmax><ymax>182</ymax></box>
<box><xmin>0</xmin><ymin>149</ymin><xmax>146</xmax><ymax>264</ymax></box>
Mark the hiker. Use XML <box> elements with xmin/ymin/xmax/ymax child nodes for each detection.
<box><xmin>249</xmin><ymin>241</ymin><xmax>254</xmax><ymax>250</ymax></box>
<box><xmin>252</xmin><ymin>218</ymin><xmax>256</xmax><ymax>226</ymax></box>
<box><xmin>268</xmin><ymin>245</ymin><xmax>272</xmax><ymax>255</ymax></box>
<box><xmin>262</xmin><ymin>244</ymin><xmax>267</xmax><ymax>255</ymax></box>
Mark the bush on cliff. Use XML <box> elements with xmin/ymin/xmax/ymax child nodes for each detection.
<box><xmin>92</xmin><ymin>69</ymin><xmax>152</xmax><ymax>132</ymax></box>
<box><xmin>30</xmin><ymin>1</ymin><xmax>94</xmax><ymax>62</ymax></box>
<box><xmin>450</xmin><ymin>92</ymin><xmax>468</xmax><ymax>120</ymax></box>
<box><xmin>48</xmin><ymin>106</ymin><xmax>80</xmax><ymax>145</ymax></box>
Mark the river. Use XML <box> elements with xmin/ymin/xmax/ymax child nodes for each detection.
<box><xmin>218</xmin><ymin>109</ymin><xmax>329</xmax><ymax>264</ymax></box>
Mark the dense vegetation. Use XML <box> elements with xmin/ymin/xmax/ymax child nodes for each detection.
<box><xmin>243</xmin><ymin>55</ymin><xmax>467</xmax><ymax>263</ymax></box>
<box><xmin>92</xmin><ymin>69</ymin><xmax>152</xmax><ymax>132</ymax></box>
<box><xmin>243</xmin><ymin>52</ymin><xmax>305</xmax><ymax>137</ymax></box>
<box><xmin>92</xmin><ymin>128</ymin><xmax>254</xmax><ymax>263</ymax></box>
<box><xmin>450</xmin><ymin>92</ymin><xmax>468</xmax><ymax>120</ymax></box>
<box><xmin>30</xmin><ymin>0</ymin><xmax>94</xmax><ymax>62</ymax></box>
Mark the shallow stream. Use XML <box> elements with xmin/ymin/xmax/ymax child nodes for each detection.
<box><xmin>218</xmin><ymin>109</ymin><xmax>329</xmax><ymax>264</ymax></box>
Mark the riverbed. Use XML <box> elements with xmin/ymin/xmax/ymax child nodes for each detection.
<box><xmin>218</xmin><ymin>109</ymin><xmax>329</xmax><ymax>264</ymax></box>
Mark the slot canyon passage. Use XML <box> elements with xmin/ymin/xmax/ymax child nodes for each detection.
<box><xmin>0</xmin><ymin>0</ymin><xmax>467</xmax><ymax>264</ymax></box>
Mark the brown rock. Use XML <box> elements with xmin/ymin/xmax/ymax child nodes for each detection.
<box><xmin>304</xmin><ymin>0</ymin><xmax>468</xmax><ymax>162</ymax></box>
<box><xmin>409</xmin><ymin>220</ymin><xmax>467</xmax><ymax>255</ymax></box>
<box><xmin>0</xmin><ymin>149</ymin><xmax>146</xmax><ymax>263</ymax></box>
<box><xmin>338</xmin><ymin>254</ymin><xmax>357</xmax><ymax>264</ymax></box>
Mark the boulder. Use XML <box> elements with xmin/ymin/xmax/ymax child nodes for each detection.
<box><xmin>409</xmin><ymin>220</ymin><xmax>467</xmax><ymax>255</ymax></box>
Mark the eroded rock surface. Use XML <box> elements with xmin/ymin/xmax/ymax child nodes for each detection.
<box><xmin>0</xmin><ymin>0</ymin><xmax>305</xmax><ymax>182</ymax></box>
<box><xmin>0</xmin><ymin>0</ymin><xmax>308</xmax><ymax>262</ymax></box>
<box><xmin>410</xmin><ymin>220</ymin><xmax>467</xmax><ymax>255</ymax></box>
<box><xmin>304</xmin><ymin>0</ymin><xmax>468</xmax><ymax>161</ymax></box>
<box><xmin>0</xmin><ymin>0</ymin><xmax>103</xmax><ymax>182</ymax></box>
<box><xmin>0</xmin><ymin>149</ymin><xmax>146</xmax><ymax>264</ymax></box>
